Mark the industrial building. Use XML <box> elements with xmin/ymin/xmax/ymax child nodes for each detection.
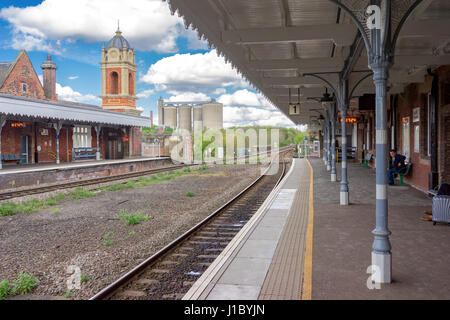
<box><xmin>158</xmin><ymin>99</ymin><xmax>223</xmax><ymax>131</ymax></box>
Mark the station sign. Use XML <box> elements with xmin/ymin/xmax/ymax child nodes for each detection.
<box><xmin>122</xmin><ymin>136</ymin><xmax>130</xmax><ymax>142</ymax></box>
<box><xmin>11</xmin><ymin>122</ymin><xmax>25</xmax><ymax>128</ymax></box>
<box><xmin>289</xmin><ymin>104</ymin><xmax>300</xmax><ymax>115</ymax></box>
<box><xmin>339</xmin><ymin>117</ymin><xmax>358</xmax><ymax>123</ymax></box>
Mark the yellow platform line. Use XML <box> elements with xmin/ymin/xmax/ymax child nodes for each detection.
<box><xmin>302</xmin><ymin>159</ymin><xmax>314</xmax><ymax>300</ymax></box>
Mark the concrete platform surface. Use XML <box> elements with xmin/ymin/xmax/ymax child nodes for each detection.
<box><xmin>311</xmin><ymin>158</ymin><xmax>450</xmax><ymax>300</ymax></box>
<box><xmin>0</xmin><ymin>156</ymin><xmax>169</xmax><ymax>175</ymax></box>
<box><xmin>183</xmin><ymin>159</ymin><xmax>312</xmax><ymax>300</ymax></box>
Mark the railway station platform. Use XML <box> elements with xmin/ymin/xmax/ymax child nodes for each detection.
<box><xmin>183</xmin><ymin>158</ymin><xmax>450</xmax><ymax>300</ymax></box>
<box><xmin>0</xmin><ymin>156</ymin><xmax>171</xmax><ymax>192</ymax></box>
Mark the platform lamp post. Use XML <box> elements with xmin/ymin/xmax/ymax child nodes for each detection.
<box><xmin>0</xmin><ymin>115</ymin><xmax>6</xmax><ymax>170</ymax></box>
<box><xmin>326</xmin><ymin>0</ymin><xmax>425</xmax><ymax>283</ymax></box>
<box><xmin>94</xmin><ymin>125</ymin><xmax>102</xmax><ymax>161</ymax></box>
<box><xmin>53</xmin><ymin>121</ymin><xmax>63</xmax><ymax>165</ymax></box>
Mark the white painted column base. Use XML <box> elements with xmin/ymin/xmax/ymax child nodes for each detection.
<box><xmin>96</xmin><ymin>153</ymin><xmax>101</xmax><ymax>161</ymax></box>
<box><xmin>327</xmin><ymin>165</ymin><xmax>331</xmax><ymax>171</ymax></box>
<box><xmin>340</xmin><ymin>191</ymin><xmax>349</xmax><ymax>205</ymax></box>
<box><xmin>331</xmin><ymin>173</ymin><xmax>337</xmax><ymax>182</ymax></box>
<box><xmin>56</xmin><ymin>160</ymin><xmax>60</xmax><ymax>165</ymax></box>
<box><xmin>371</xmin><ymin>251</ymin><xmax>392</xmax><ymax>284</ymax></box>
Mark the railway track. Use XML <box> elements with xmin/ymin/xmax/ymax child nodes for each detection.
<box><xmin>90</xmin><ymin>149</ymin><xmax>292</xmax><ymax>300</ymax></box>
<box><xmin>0</xmin><ymin>147</ymin><xmax>292</xmax><ymax>202</ymax></box>
<box><xmin>0</xmin><ymin>164</ymin><xmax>187</xmax><ymax>201</ymax></box>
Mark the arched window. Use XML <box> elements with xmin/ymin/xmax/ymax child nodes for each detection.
<box><xmin>128</xmin><ymin>73</ymin><xmax>134</xmax><ymax>95</ymax></box>
<box><xmin>109</xmin><ymin>71</ymin><xmax>119</xmax><ymax>94</ymax></box>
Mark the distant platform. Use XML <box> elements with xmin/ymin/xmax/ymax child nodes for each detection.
<box><xmin>0</xmin><ymin>157</ymin><xmax>171</xmax><ymax>192</ymax></box>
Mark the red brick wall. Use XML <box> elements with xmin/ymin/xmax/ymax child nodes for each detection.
<box><xmin>131</xmin><ymin>127</ymin><xmax>142</xmax><ymax>156</ymax></box>
<box><xmin>395</xmin><ymin>83</ymin><xmax>432</xmax><ymax>191</ymax></box>
<box><xmin>0</xmin><ymin>52</ymin><xmax>45</xmax><ymax>100</ymax></box>
<box><xmin>437</xmin><ymin>66</ymin><xmax>450</xmax><ymax>184</ymax></box>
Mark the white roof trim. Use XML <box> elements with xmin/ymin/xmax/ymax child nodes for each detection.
<box><xmin>0</xmin><ymin>94</ymin><xmax>149</xmax><ymax>127</ymax></box>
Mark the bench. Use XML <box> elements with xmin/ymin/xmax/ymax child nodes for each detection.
<box><xmin>393</xmin><ymin>163</ymin><xmax>412</xmax><ymax>186</ymax></box>
<box><xmin>1</xmin><ymin>154</ymin><xmax>21</xmax><ymax>165</ymax></box>
<box><xmin>72</xmin><ymin>148</ymin><xmax>97</xmax><ymax>161</ymax></box>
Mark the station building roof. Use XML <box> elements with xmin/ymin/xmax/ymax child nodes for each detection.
<box><xmin>0</xmin><ymin>93</ymin><xmax>150</xmax><ymax>127</ymax></box>
<box><xmin>164</xmin><ymin>0</ymin><xmax>450</xmax><ymax>127</ymax></box>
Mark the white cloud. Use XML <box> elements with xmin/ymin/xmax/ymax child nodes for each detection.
<box><xmin>0</xmin><ymin>0</ymin><xmax>203</xmax><ymax>53</ymax></box>
<box><xmin>223</xmin><ymin>106</ymin><xmax>294</xmax><ymax>128</ymax></box>
<box><xmin>213</xmin><ymin>88</ymin><xmax>227</xmax><ymax>95</ymax></box>
<box><xmin>136</xmin><ymin>89</ymin><xmax>155</xmax><ymax>99</ymax></box>
<box><xmin>56</xmin><ymin>83</ymin><xmax>101</xmax><ymax>105</ymax></box>
<box><xmin>141</xmin><ymin>50</ymin><xmax>249</xmax><ymax>93</ymax></box>
<box><xmin>68</xmin><ymin>76</ymin><xmax>79</xmax><ymax>80</ymax></box>
<box><xmin>218</xmin><ymin>89</ymin><xmax>274</xmax><ymax>109</ymax></box>
<box><xmin>167</xmin><ymin>92</ymin><xmax>210</xmax><ymax>102</ymax></box>
<box><xmin>216</xmin><ymin>89</ymin><xmax>294</xmax><ymax>128</ymax></box>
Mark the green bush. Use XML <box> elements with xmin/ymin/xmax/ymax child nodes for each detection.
<box><xmin>185</xmin><ymin>191</ymin><xmax>195</xmax><ymax>197</ymax></box>
<box><xmin>80</xmin><ymin>274</ymin><xmax>89</xmax><ymax>283</ymax></box>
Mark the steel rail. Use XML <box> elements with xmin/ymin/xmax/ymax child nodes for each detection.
<box><xmin>90</xmin><ymin>148</ymin><xmax>292</xmax><ymax>300</ymax></box>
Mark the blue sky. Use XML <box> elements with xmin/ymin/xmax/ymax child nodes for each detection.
<box><xmin>0</xmin><ymin>0</ymin><xmax>296</xmax><ymax>127</ymax></box>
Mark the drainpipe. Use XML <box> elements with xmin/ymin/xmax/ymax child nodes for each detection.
<box><xmin>427</xmin><ymin>68</ymin><xmax>439</xmax><ymax>190</ymax></box>
<box><xmin>0</xmin><ymin>115</ymin><xmax>6</xmax><ymax>170</ymax></box>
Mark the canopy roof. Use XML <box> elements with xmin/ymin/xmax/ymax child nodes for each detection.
<box><xmin>165</xmin><ymin>0</ymin><xmax>450</xmax><ymax>128</ymax></box>
<box><xmin>0</xmin><ymin>94</ymin><xmax>149</xmax><ymax>127</ymax></box>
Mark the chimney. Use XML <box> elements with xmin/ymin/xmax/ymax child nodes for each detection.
<box><xmin>41</xmin><ymin>55</ymin><xmax>57</xmax><ymax>101</ymax></box>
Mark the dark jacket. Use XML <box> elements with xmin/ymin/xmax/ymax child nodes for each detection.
<box><xmin>390</xmin><ymin>154</ymin><xmax>406</xmax><ymax>170</ymax></box>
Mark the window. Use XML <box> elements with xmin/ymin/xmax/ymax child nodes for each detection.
<box><xmin>22</xmin><ymin>83</ymin><xmax>27</xmax><ymax>93</ymax></box>
<box><xmin>73</xmin><ymin>126</ymin><xmax>92</xmax><ymax>148</ymax></box>
<box><xmin>109</xmin><ymin>71</ymin><xmax>119</xmax><ymax>94</ymax></box>
<box><xmin>414</xmin><ymin>125</ymin><xmax>420</xmax><ymax>153</ymax></box>
<box><xmin>128</xmin><ymin>73</ymin><xmax>134</xmax><ymax>95</ymax></box>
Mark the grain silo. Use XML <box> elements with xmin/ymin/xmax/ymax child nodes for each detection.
<box><xmin>158</xmin><ymin>99</ymin><xmax>164</xmax><ymax>126</ymax></box>
<box><xmin>163</xmin><ymin>107</ymin><xmax>177</xmax><ymax>128</ymax></box>
<box><xmin>202</xmin><ymin>103</ymin><xmax>223</xmax><ymax>130</ymax></box>
<box><xmin>178</xmin><ymin>106</ymin><xmax>192</xmax><ymax>132</ymax></box>
<box><xmin>193</xmin><ymin>106</ymin><xmax>203</xmax><ymax>131</ymax></box>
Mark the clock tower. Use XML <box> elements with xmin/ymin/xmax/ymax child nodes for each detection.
<box><xmin>100</xmin><ymin>27</ymin><xmax>140</xmax><ymax>115</ymax></box>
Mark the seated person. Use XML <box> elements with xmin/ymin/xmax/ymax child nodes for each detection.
<box><xmin>387</xmin><ymin>149</ymin><xmax>406</xmax><ymax>185</ymax></box>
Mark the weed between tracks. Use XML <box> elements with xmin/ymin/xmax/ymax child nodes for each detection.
<box><xmin>117</xmin><ymin>210</ymin><xmax>150</xmax><ymax>226</ymax></box>
<box><xmin>0</xmin><ymin>271</ymin><xmax>39</xmax><ymax>300</ymax></box>
<box><xmin>0</xmin><ymin>166</ymin><xmax>216</xmax><ymax>217</ymax></box>
<box><xmin>0</xmin><ymin>188</ymin><xmax>94</xmax><ymax>217</ymax></box>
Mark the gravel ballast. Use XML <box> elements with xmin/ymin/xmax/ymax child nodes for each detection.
<box><xmin>0</xmin><ymin>164</ymin><xmax>265</xmax><ymax>300</ymax></box>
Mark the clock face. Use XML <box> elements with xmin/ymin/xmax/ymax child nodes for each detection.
<box><xmin>109</xmin><ymin>51</ymin><xmax>118</xmax><ymax>59</ymax></box>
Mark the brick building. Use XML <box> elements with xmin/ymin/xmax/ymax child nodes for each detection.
<box><xmin>0</xmin><ymin>31</ymin><xmax>149</xmax><ymax>169</ymax></box>
<box><xmin>341</xmin><ymin>66</ymin><xmax>450</xmax><ymax>192</ymax></box>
